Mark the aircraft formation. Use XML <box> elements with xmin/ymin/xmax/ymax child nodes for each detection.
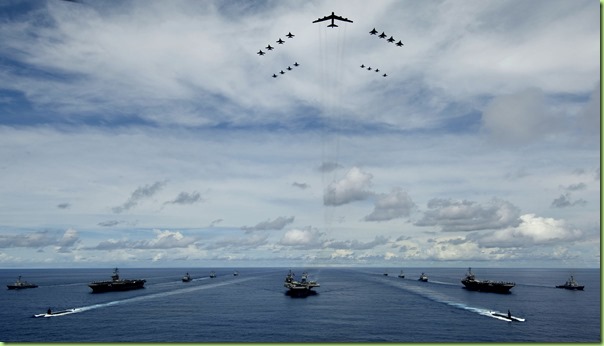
<box><xmin>256</xmin><ymin>12</ymin><xmax>401</xmax><ymax>79</ymax></box>
<box><xmin>369</xmin><ymin>28</ymin><xmax>404</xmax><ymax>47</ymax></box>
<box><xmin>257</xmin><ymin>32</ymin><xmax>295</xmax><ymax>56</ymax></box>
<box><xmin>360</xmin><ymin>64</ymin><xmax>387</xmax><ymax>77</ymax></box>
<box><xmin>272</xmin><ymin>62</ymin><xmax>300</xmax><ymax>78</ymax></box>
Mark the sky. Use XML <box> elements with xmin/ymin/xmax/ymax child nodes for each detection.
<box><xmin>0</xmin><ymin>0</ymin><xmax>600</xmax><ymax>269</ymax></box>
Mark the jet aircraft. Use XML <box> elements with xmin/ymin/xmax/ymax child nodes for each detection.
<box><xmin>287</xmin><ymin>66</ymin><xmax>292</xmax><ymax>71</ymax></box>
<box><xmin>257</xmin><ymin>50</ymin><xmax>265</xmax><ymax>56</ymax></box>
<box><xmin>396</xmin><ymin>40</ymin><xmax>404</xmax><ymax>47</ymax></box>
<box><xmin>367</xmin><ymin>67</ymin><xmax>372</xmax><ymax>71</ymax></box>
<box><xmin>272</xmin><ymin>74</ymin><xmax>278</xmax><ymax>78</ymax></box>
<box><xmin>387</xmin><ymin>36</ymin><xmax>395</xmax><ymax>43</ymax></box>
<box><xmin>369</xmin><ymin>28</ymin><xmax>378</xmax><ymax>35</ymax></box>
<box><xmin>360</xmin><ymin>64</ymin><xmax>365</xmax><ymax>68</ymax></box>
<box><xmin>379</xmin><ymin>32</ymin><xmax>387</xmax><ymax>39</ymax></box>
<box><xmin>383</xmin><ymin>74</ymin><xmax>387</xmax><ymax>77</ymax></box>
<box><xmin>375</xmin><ymin>69</ymin><xmax>380</xmax><ymax>72</ymax></box>
<box><xmin>312</xmin><ymin>12</ymin><xmax>353</xmax><ymax>28</ymax></box>
<box><xmin>276</xmin><ymin>38</ymin><xmax>285</xmax><ymax>44</ymax></box>
<box><xmin>294</xmin><ymin>62</ymin><xmax>300</xmax><ymax>67</ymax></box>
<box><xmin>265</xmin><ymin>44</ymin><xmax>274</xmax><ymax>50</ymax></box>
<box><xmin>280</xmin><ymin>70</ymin><xmax>285</xmax><ymax>74</ymax></box>
<box><xmin>286</xmin><ymin>32</ymin><xmax>295</xmax><ymax>38</ymax></box>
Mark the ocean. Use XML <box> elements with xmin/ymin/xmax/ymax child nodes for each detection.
<box><xmin>0</xmin><ymin>267</ymin><xmax>600</xmax><ymax>342</ymax></box>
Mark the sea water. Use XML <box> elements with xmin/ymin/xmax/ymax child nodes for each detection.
<box><xmin>0</xmin><ymin>267</ymin><xmax>599</xmax><ymax>342</ymax></box>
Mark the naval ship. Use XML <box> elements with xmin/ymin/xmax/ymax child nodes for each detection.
<box><xmin>284</xmin><ymin>270</ymin><xmax>320</xmax><ymax>295</ymax></box>
<box><xmin>88</xmin><ymin>268</ymin><xmax>146</xmax><ymax>293</ymax></box>
<box><xmin>461</xmin><ymin>267</ymin><xmax>515</xmax><ymax>293</ymax></box>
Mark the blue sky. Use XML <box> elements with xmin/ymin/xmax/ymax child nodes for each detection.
<box><xmin>0</xmin><ymin>0</ymin><xmax>600</xmax><ymax>268</ymax></box>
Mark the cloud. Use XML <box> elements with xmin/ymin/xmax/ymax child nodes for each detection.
<box><xmin>209</xmin><ymin>219</ymin><xmax>223</xmax><ymax>227</ymax></box>
<box><xmin>323</xmin><ymin>167</ymin><xmax>373</xmax><ymax>206</ymax></box>
<box><xmin>551</xmin><ymin>193</ymin><xmax>587</xmax><ymax>208</ymax></box>
<box><xmin>468</xmin><ymin>214</ymin><xmax>584</xmax><ymax>248</ymax></box>
<box><xmin>292</xmin><ymin>182</ymin><xmax>309</xmax><ymax>190</ymax></box>
<box><xmin>0</xmin><ymin>229</ymin><xmax>79</xmax><ymax>250</ymax></box>
<box><xmin>326</xmin><ymin>235</ymin><xmax>389</xmax><ymax>250</ymax></box>
<box><xmin>279</xmin><ymin>228</ymin><xmax>325</xmax><ymax>249</ymax></box>
<box><xmin>415</xmin><ymin>198</ymin><xmax>521</xmax><ymax>232</ymax></box>
<box><xmin>481</xmin><ymin>88</ymin><xmax>554</xmax><ymax>145</ymax></box>
<box><xmin>318</xmin><ymin>162</ymin><xmax>342</xmax><ymax>173</ymax></box>
<box><xmin>364</xmin><ymin>187</ymin><xmax>416</xmax><ymax>222</ymax></box>
<box><xmin>206</xmin><ymin>233</ymin><xmax>269</xmax><ymax>250</ymax></box>
<box><xmin>241</xmin><ymin>216</ymin><xmax>294</xmax><ymax>232</ymax></box>
<box><xmin>164</xmin><ymin>191</ymin><xmax>202</xmax><ymax>205</ymax></box>
<box><xmin>57</xmin><ymin>203</ymin><xmax>70</xmax><ymax>209</ymax></box>
<box><xmin>563</xmin><ymin>183</ymin><xmax>586</xmax><ymax>191</ymax></box>
<box><xmin>112</xmin><ymin>180</ymin><xmax>167</xmax><ymax>213</ymax></box>
<box><xmin>87</xmin><ymin>229</ymin><xmax>197</xmax><ymax>250</ymax></box>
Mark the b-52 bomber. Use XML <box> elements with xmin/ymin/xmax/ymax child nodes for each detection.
<box><xmin>313</xmin><ymin>12</ymin><xmax>353</xmax><ymax>28</ymax></box>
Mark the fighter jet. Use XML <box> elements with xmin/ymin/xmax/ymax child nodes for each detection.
<box><xmin>312</xmin><ymin>12</ymin><xmax>353</xmax><ymax>28</ymax></box>
<box><xmin>387</xmin><ymin>36</ymin><xmax>395</xmax><ymax>43</ymax></box>
<box><xmin>367</xmin><ymin>67</ymin><xmax>372</xmax><ymax>71</ymax></box>
<box><xmin>379</xmin><ymin>32</ymin><xmax>387</xmax><ymax>39</ymax></box>
<box><xmin>360</xmin><ymin>64</ymin><xmax>365</xmax><ymax>68</ymax></box>
<box><xmin>287</xmin><ymin>66</ymin><xmax>292</xmax><ymax>71</ymax></box>
<box><xmin>383</xmin><ymin>73</ymin><xmax>387</xmax><ymax>77</ymax></box>
<box><xmin>277</xmin><ymin>38</ymin><xmax>285</xmax><ymax>44</ymax></box>
<box><xmin>369</xmin><ymin>28</ymin><xmax>378</xmax><ymax>35</ymax></box>
<box><xmin>257</xmin><ymin>50</ymin><xmax>265</xmax><ymax>56</ymax></box>
<box><xmin>272</xmin><ymin>74</ymin><xmax>278</xmax><ymax>78</ymax></box>
<box><xmin>375</xmin><ymin>69</ymin><xmax>380</xmax><ymax>72</ymax></box>
<box><xmin>265</xmin><ymin>44</ymin><xmax>274</xmax><ymax>50</ymax></box>
<box><xmin>396</xmin><ymin>40</ymin><xmax>404</xmax><ymax>47</ymax></box>
<box><xmin>280</xmin><ymin>70</ymin><xmax>285</xmax><ymax>75</ymax></box>
<box><xmin>294</xmin><ymin>62</ymin><xmax>300</xmax><ymax>67</ymax></box>
<box><xmin>286</xmin><ymin>32</ymin><xmax>295</xmax><ymax>38</ymax></box>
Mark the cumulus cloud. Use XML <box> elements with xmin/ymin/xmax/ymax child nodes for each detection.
<box><xmin>279</xmin><ymin>228</ymin><xmax>325</xmax><ymax>249</ymax></box>
<box><xmin>323</xmin><ymin>167</ymin><xmax>373</xmax><ymax>206</ymax></box>
<box><xmin>241</xmin><ymin>216</ymin><xmax>294</xmax><ymax>232</ymax></box>
<box><xmin>112</xmin><ymin>180</ymin><xmax>167</xmax><ymax>213</ymax></box>
<box><xmin>468</xmin><ymin>213</ymin><xmax>584</xmax><ymax>248</ymax></box>
<box><xmin>364</xmin><ymin>187</ymin><xmax>416</xmax><ymax>222</ymax></box>
<box><xmin>415</xmin><ymin>198</ymin><xmax>521</xmax><ymax>232</ymax></box>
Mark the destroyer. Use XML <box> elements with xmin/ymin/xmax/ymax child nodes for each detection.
<box><xmin>88</xmin><ymin>268</ymin><xmax>146</xmax><ymax>293</ymax></box>
<box><xmin>461</xmin><ymin>267</ymin><xmax>514</xmax><ymax>293</ymax></box>
<box><xmin>7</xmin><ymin>276</ymin><xmax>38</xmax><ymax>290</ymax></box>
<box><xmin>556</xmin><ymin>275</ymin><xmax>584</xmax><ymax>290</ymax></box>
<box><xmin>284</xmin><ymin>270</ymin><xmax>319</xmax><ymax>295</ymax></box>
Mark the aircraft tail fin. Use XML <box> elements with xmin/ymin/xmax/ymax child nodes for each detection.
<box><xmin>327</xmin><ymin>23</ymin><xmax>339</xmax><ymax>28</ymax></box>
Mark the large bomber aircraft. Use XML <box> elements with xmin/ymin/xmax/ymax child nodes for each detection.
<box><xmin>312</xmin><ymin>12</ymin><xmax>353</xmax><ymax>28</ymax></box>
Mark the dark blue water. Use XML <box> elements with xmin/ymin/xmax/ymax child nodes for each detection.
<box><xmin>0</xmin><ymin>267</ymin><xmax>599</xmax><ymax>342</ymax></box>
